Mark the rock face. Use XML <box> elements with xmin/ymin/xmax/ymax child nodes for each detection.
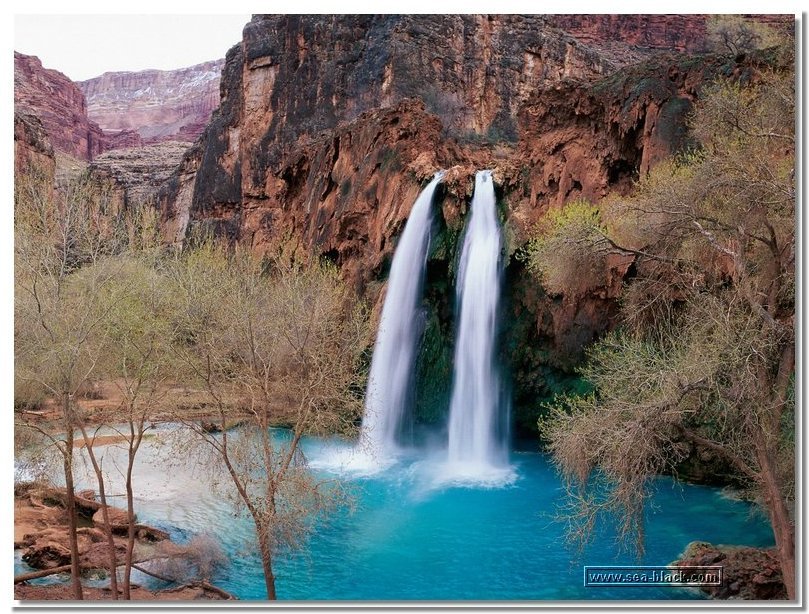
<box><xmin>79</xmin><ymin>59</ymin><xmax>224</xmax><ymax>144</ymax></box>
<box><xmin>545</xmin><ymin>14</ymin><xmax>794</xmax><ymax>57</ymax></box>
<box><xmin>14</xmin><ymin>112</ymin><xmax>55</xmax><ymax>178</ymax></box>
<box><xmin>90</xmin><ymin>141</ymin><xmax>191</xmax><ymax>208</ymax></box>
<box><xmin>14</xmin><ymin>52</ymin><xmax>109</xmax><ymax>161</ymax></box>
<box><xmin>156</xmin><ymin>14</ymin><xmax>792</xmax><ymax>433</ymax></box>
<box><xmin>546</xmin><ymin>15</ymin><xmax>713</xmax><ymax>53</ymax></box>
<box><xmin>162</xmin><ymin>15</ymin><xmax>618</xmax><ymax>268</ymax></box>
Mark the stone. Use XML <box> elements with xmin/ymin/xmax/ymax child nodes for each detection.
<box><xmin>674</xmin><ymin>541</ymin><xmax>787</xmax><ymax>600</ymax></box>
<box><xmin>78</xmin><ymin>59</ymin><xmax>224</xmax><ymax>145</ymax></box>
<box><xmin>92</xmin><ymin>506</ymin><xmax>133</xmax><ymax>533</ymax></box>
<box><xmin>22</xmin><ymin>542</ymin><xmax>71</xmax><ymax>569</ymax></box>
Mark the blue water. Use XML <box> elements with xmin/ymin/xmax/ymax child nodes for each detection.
<box><xmin>18</xmin><ymin>430</ymin><xmax>775</xmax><ymax>601</ymax></box>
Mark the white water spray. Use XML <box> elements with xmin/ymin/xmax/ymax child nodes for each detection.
<box><xmin>446</xmin><ymin>170</ymin><xmax>508</xmax><ymax>473</ymax></box>
<box><xmin>357</xmin><ymin>172</ymin><xmax>445</xmax><ymax>462</ymax></box>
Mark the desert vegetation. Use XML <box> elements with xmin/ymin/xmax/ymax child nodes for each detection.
<box><xmin>530</xmin><ymin>58</ymin><xmax>795</xmax><ymax>597</ymax></box>
<box><xmin>14</xmin><ymin>164</ymin><xmax>371</xmax><ymax>599</ymax></box>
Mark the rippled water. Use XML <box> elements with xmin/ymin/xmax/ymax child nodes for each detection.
<box><xmin>17</xmin><ymin>427</ymin><xmax>774</xmax><ymax>601</ymax></box>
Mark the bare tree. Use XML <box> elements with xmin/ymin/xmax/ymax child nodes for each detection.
<box><xmin>706</xmin><ymin>15</ymin><xmax>780</xmax><ymax>56</ymax></box>
<box><xmin>15</xmin><ymin>168</ymin><xmax>124</xmax><ymax>599</ymax></box>
<box><xmin>166</xmin><ymin>242</ymin><xmax>369</xmax><ymax>599</ymax></box>
<box><xmin>15</xmin><ymin>167</ymin><xmax>165</xmax><ymax>599</ymax></box>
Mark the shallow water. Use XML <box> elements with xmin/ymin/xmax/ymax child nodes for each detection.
<box><xmin>17</xmin><ymin>427</ymin><xmax>774</xmax><ymax>601</ymax></box>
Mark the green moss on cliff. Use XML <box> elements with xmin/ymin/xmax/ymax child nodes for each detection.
<box><xmin>414</xmin><ymin>307</ymin><xmax>453</xmax><ymax>424</ymax></box>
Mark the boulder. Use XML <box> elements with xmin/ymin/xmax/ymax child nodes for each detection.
<box><xmin>92</xmin><ymin>506</ymin><xmax>133</xmax><ymax>533</ymax></box>
<box><xmin>674</xmin><ymin>541</ymin><xmax>787</xmax><ymax>600</ymax></box>
<box><xmin>22</xmin><ymin>542</ymin><xmax>71</xmax><ymax>569</ymax></box>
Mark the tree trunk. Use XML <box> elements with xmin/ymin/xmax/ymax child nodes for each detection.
<box><xmin>257</xmin><ymin>531</ymin><xmax>277</xmax><ymax>600</ymax></box>
<box><xmin>78</xmin><ymin>426</ymin><xmax>119</xmax><ymax>599</ymax></box>
<box><xmin>123</xmin><ymin>446</ymin><xmax>136</xmax><ymax>600</ymax></box>
<box><xmin>756</xmin><ymin>441</ymin><xmax>795</xmax><ymax>600</ymax></box>
<box><xmin>62</xmin><ymin>394</ymin><xmax>83</xmax><ymax>600</ymax></box>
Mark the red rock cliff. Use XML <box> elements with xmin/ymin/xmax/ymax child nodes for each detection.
<box><xmin>14</xmin><ymin>52</ymin><xmax>144</xmax><ymax>161</ymax></box>
<box><xmin>14</xmin><ymin>52</ymin><xmax>108</xmax><ymax>161</ymax></box>
<box><xmin>162</xmin><ymin>15</ymin><xmax>617</xmax><ymax>262</ymax></box>
<box><xmin>545</xmin><ymin>14</ymin><xmax>794</xmax><ymax>54</ymax></box>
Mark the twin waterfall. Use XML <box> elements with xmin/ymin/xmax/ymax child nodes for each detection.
<box><xmin>359</xmin><ymin>170</ymin><xmax>508</xmax><ymax>480</ymax></box>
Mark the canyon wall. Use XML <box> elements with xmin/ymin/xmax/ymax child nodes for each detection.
<box><xmin>14</xmin><ymin>52</ymin><xmax>223</xmax><ymax>163</ymax></box>
<box><xmin>14</xmin><ymin>52</ymin><xmax>119</xmax><ymax>161</ymax></box>
<box><xmin>14</xmin><ymin>112</ymin><xmax>55</xmax><ymax>179</ymax></box>
<box><xmin>89</xmin><ymin>142</ymin><xmax>192</xmax><ymax>209</ymax></box>
<box><xmin>162</xmin><ymin>15</ymin><xmax>619</xmax><ymax>265</ymax></box>
<box><xmin>112</xmin><ymin>14</ymin><xmax>794</xmax><ymax>433</ymax></box>
<box><xmin>79</xmin><ymin>59</ymin><xmax>224</xmax><ymax>144</ymax></box>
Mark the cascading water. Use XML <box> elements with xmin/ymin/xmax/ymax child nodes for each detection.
<box><xmin>358</xmin><ymin>171</ymin><xmax>445</xmax><ymax>462</ymax></box>
<box><xmin>446</xmin><ymin>170</ymin><xmax>509</xmax><ymax>475</ymax></box>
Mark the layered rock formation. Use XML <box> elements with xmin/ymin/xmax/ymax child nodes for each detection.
<box><xmin>544</xmin><ymin>14</ymin><xmax>794</xmax><ymax>64</ymax></box>
<box><xmin>14</xmin><ymin>52</ymin><xmax>110</xmax><ymax>161</ymax></box>
<box><xmin>90</xmin><ymin>142</ymin><xmax>191</xmax><ymax>209</ymax></box>
<box><xmin>79</xmin><ymin>59</ymin><xmax>224</xmax><ymax>144</ymax></box>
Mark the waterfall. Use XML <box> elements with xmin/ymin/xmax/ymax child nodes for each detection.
<box><xmin>446</xmin><ymin>170</ymin><xmax>508</xmax><ymax>471</ymax></box>
<box><xmin>359</xmin><ymin>172</ymin><xmax>445</xmax><ymax>459</ymax></box>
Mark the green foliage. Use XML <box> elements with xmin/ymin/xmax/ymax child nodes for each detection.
<box><xmin>706</xmin><ymin>15</ymin><xmax>781</xmax><ymax>56</ymax></box>
<box><xmin>522</xmin><ymin>200</ymin><xmax>610</xmax><ymax>296</ymax></box>
<box><xmin>540</xmin><ymin>65</ymin><xmax>796</xmax><ymax>573</ymax></box>
<box><xmin>414</xmin><ymin>309</ymin><xmax>453</xmax><ymax>424</ymax></box>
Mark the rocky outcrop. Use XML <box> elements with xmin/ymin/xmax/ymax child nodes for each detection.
<box><xmin>14</xmin><ymin>52</ymin><xmax>143</xmax><ymax>161</ymax></box>
<box><xmin>14</xmin><ymin>52</ymin><xmax>108</xmax><ymax>161</ymax></box>
<box><xmin>90</xmin><ymin>141</ymin><xmax>190</xmax><ymax>208</ymax></box>
<box><xmin>675</xmin><ymin>541</ymin><xmax>787</xmax><ymax>600</ymax></box>
<box><xmin>15</xmin><ymin>483</ymin><xmax>169</xmax><ymax>573</ymax></box>
<box><xmin>14</xmin><ymin>112</ymin><xmax>55</xmax><ymax>178</ymax></box>
<box><xmin>162</xmin><ymin>95</ymin><xmax>465</xmax><ymax>290</ymax></box>
<box><xmin>79</xmin><ymin>59</ymin><xmax>224</xmax><ymax>144</ymax></box>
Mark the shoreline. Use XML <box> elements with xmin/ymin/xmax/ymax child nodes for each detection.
<box><xmin>13</xmin><ymin>482</ymin><xmax>235</xmax><ymax>601</ymax></box>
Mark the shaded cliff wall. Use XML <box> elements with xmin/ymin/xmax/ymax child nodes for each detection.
<box><xmin>14</xmin><ymin>112</ymin><xmax>55</xmax><ymax>179</ymax></box>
